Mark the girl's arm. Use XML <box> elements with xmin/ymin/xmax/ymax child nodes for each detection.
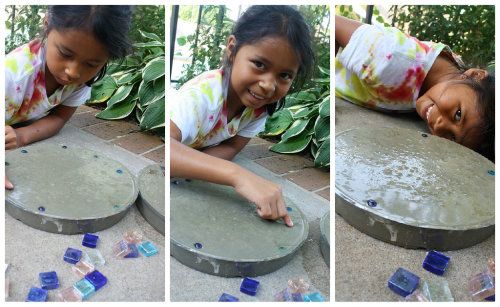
<box><xmin>170</xmin><ymin>120</ymin><xmax>293</xmax><ymax>227</ymax></box>
<box><xmin>335</xmin><ymin>15</ymin><xmax>364</xmax><ymax>51</ymax></box>
<box><xmin>12</xmin><ymin>104</ymin><xmax>77</xmax><ymax>148</ymax></box>
<box><xmin>202</xmin><ymin>135</ymin><xmax>250</xmax><ymax>160</ymax></box>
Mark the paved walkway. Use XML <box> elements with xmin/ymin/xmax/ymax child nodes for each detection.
<box><xmin>69</xmin><ymin>105</ymin><xmax>164</xmax><ymax>168</ymax></box>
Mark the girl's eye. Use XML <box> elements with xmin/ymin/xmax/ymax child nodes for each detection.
<box><xmin>252</xmin><ymin>60</ymin><xmax>264</xmax><ymax>69</ymax></box>
<box><xmin>87</xmin><ymin>63</ymin><xmax>98</xmax><ymax>68</ymax></box>
<box><xmin>454</xmin><ymin>109</ymin><xmax>462</xmax><ymax>122</ymax></box>
<box><xmin>280</xmin><ymin>73</ymin><xmax>293</xmax><ymax>81</ymax></box>
<box><xmin>58</xmin><ymin>50</ymin><xmax>71</xmax><ymax>58</ymax></box>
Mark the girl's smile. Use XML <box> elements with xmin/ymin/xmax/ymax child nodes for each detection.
<box><xmin>416</xmin><ymin>81</ymin><xmax>482</xmax><ymax>149</ymax></box>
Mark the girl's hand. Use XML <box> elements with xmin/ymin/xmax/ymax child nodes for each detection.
<box><xmin>5</xmin><ymin>125</ymin><xmax>19</xmax><ymax>150</ymax></box>
<box><xmin>233</xmin><ymin>170</ymin><xmax>293</xmax><ymax>227</ymax></box>
<box><xmin>170</xmin><ymin>121</ymin><xmax>292</xmax><ymax>227</ymax></box>
<box><xmin>5</xmin><ymin>175</ymin><xmax>14</xmax><ymax>190</ymax></box>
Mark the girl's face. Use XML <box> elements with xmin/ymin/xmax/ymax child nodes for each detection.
<box><xmin>226</xmin><ymin>36</ymin><xmax>299</xmax><ymax>110</ymax></box>
<box><xmin>45</xmin><ymin>28</ymin><xmax>109</xmax><ymax>86</ymax></box>
<box><xmin>415</xmin><ymin>80</ymin><xmax>482</xmax><ymax>150</ymax></box>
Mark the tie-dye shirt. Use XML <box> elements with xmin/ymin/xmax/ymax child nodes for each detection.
<box><xmin>5</xmin><ymin>39</ymin><xmax>91</xmax><ymax>125</ymax></box>
<box><xmin>335</xmin><ymin>24</ymin><xmax>463</xmax><ymax>112</ymax></box>
<box><xmin>171</xmin><ymin>69</ymin><xmax>268</xmax><ymax>149</ymax></box>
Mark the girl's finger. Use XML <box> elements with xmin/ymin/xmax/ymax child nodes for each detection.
<box><xmin>283</xmin><ymin>214</ymin><xmax>293</xmax><ymax>227</ymax></box>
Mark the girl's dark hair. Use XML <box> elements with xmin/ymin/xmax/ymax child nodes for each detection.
<box><xmin>464</xmin><ymin>73</ymin><xmax>495</xmax><ymax>162</ymax></box>
<box><xmin>222</xmin><ymin>5</ymin><xmax>315</xmax><ymax>115</ymax></box>
<box><xmin>45</xmin><ymin>6</ymin><xmax>133</xmax><ymax>85</ymax></box>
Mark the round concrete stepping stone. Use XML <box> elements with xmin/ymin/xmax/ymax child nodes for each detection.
<box><xmin>136</xmin><ymin>164</ymin><xmax>165</xmax><ymax>235</ymax></box>
<box><xmin>5</xmin><ymin>143</ymin><xmax>138</xmax><ymax>234</ymax></box>
<box><xmin>319</xmin><ymin>211</ymin><xmax>330</xmax><ymax>267</ymax></box>
<box><xmin>170</xmin><ymin>179</ymin><xmax>309</xmax><ymax>277</ymax></box>
<box><xmin>336</xmin><ymin>127</ymin><xmax>494</xmax><ymax>250</ymax></box>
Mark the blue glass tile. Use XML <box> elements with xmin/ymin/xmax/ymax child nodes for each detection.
<box><xmin>73</xmin><ymin>279</ymin><xmax>95</xmax><ymax>299</ymax></box>
<box><xmin>276</xmin><ymin>288</ymin><xmax>304</xmax><ymax>302</ymax></box>
<box><xmin>82</xmin><ymin>233</ymin><xmax>99</xmax><ymax>248</ymax></box>
<box><xmin>240</xmin><ymin>277</ymin><xmax>260</xmax><ymax>296</ymax></box>
<box><xmin>218</xmin><ymin>293</ymin><xmax>239</xmax><ymax>302</ymax></box>
<box><xmin>39</xmin><ymin>271</ymin><xmax>60</xmax><ymax>290</ymax></box>
<box><xmin>26</xmin><ymin>287</ymin><xmax>48</xmax><ymax>302</ymax></box>
<box><xmin>138</xmin><ymin>241</ymin><xmax>158</xmax><ymax>257</ymax></box>
<box><xmin>124</xmin><ymin>243</ymin><xmax>140</xmax><ymax>258</ymax></box>
<box><xmin>388</xmin><ymin>267</ymin><xmax>420</xmax><ymax>297</ymax></box>
<box><xmin>303</xmin><ymin>292</ymin><xmax>324</xmax><ymax>302</ymax></box>
<box><xmin>423</xmin><ymin>250</ymin><xmax>450</xmax><ymax>276</ymax></box>
<box><xmin>292</xmin><ymin>292</ymin><xmax>304</xmax><ymax>301</ymax></box>
<box><xmin>85</xmin><ymin>270</ymin><xmax>107</xmax><ymax>291</ymax></box>
<box><xmin>64</xmin><ymin>247</ymin><xmax>83</xmax><ymax>264</ymax></box>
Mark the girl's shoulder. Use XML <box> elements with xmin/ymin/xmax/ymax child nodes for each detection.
<box><xmin>6</xmin><ymin>39</ymin><xmax>45</xmax><ymax>80</ymax></box>
<box><xmin>177</xmin><ymin>69</ymin><xmax>225</xmax><ymax>103</ymax></box>
<box><xmin>181</xmin><ymin>69</ymin><xmax>224</xmax><ymax>89</ymax></box>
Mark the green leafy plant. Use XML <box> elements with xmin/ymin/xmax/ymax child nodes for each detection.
<box><xmin>5</xmin><ymin>5</ymin><xmax>46</xmax><ymax>53</ymax></box>
<box><xmin>390</xmin><ymin>5</ymin><xmax>494</xmax><ymax>68</ymax></box>
<box><xmin>89</xmin><ymin>30</ymin><xmax>165</xmax><ymax>132</ymax></box>
<box><xmin>260</xmin><ymin>67</ymin><xmax>330</xmax><ymax>168</ymax></box>
<box><xmin>175</xmin><ymin>5</ymin><xmax>233</xmax><ymax>88</ymax></box>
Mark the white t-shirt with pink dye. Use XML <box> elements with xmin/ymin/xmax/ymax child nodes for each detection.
<box><xmin>171</xmin><ymin>69</ymin><xmax>268</xmax><ymax>149</ymax></box>
<box><xmin>335</xmin><ymin>24</ymin><xmax>463</xmax><ymax>112</ymax></box>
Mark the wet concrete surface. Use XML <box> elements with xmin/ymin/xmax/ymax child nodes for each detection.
<box><xmin>171</xmin><ymin>179</ymin><xmax>309</xmax><ymax>277</ymax></box>
<box><xmin>6</xmin><ymin>143</ymin><xmax>138</xmax><ymax>234</ymax></box>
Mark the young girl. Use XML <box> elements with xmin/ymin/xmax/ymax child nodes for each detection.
<box><xmin>335</xmin><ymin>15</ymin><xmax>494</xmax><ymax>161</ymax></box>
<box><xmin>170</xmin><ymin>5</ymin><xmax>315</xmax><ymax>226</ymax></box>
<box><xmin>5</xmin><ymin>5</ymin><xmax>133</xmax><ymax>189</ymax></box>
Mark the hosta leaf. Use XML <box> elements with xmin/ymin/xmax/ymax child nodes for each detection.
<box><xmin>96</xmin><ymin>96</ymin><xmax>137</xmax><ymax>120</ymax></box>
<box><xmin>311</xmin><ymin>140</ymin><xmax>319</xmax><ymax>158</ymax></box>
<box><xmin>293</xmin><ymin>105</ymin><xmax>319</xmax><ymax>119</ymax></box>
<box><xmin>139</xmin><ymin>78</ymin><xmax>165</xmax><ymax>106</ymax></box>
<box><xmin>142</xmin><ymin>57</ymin><xmax>165</xmax><ymax>83</ymax></box>
<box><xmin>107</xmin><ymin>84</ymin><xmax>134</xmax><ymax>107</ymax></box>
<box><xmin>270</xmin><ymin>134</ymin><xmax>312</xmax><ymax>154</ymax></box>
<box><xmin>319</xmin><ymin>95</ymin><xmax>330</xmax><ymax>117</ymax></box>
<box><xmin>89</xmin><ymin>75</ymin><xmax>117</xmax><ymax>103</ymax></box>
<box><xmin>285</xmin><ymin>91</ymin><xmax>317</xmax><ymax>107</ymax></box>
<box><xmin>314</xmin><ymin>137</ymin><xmax>330</xmax><ymax>168</ymax></box>
<box><xmin>140</xmin><ymin>99</ymin><xmax>165</xmax><ymax>130</ymax></box>
<box><xmin>314</xmin><ymin>115</ymin><xmax>330</xmax><ymax>142</ymax></box>
<box><xmin>261</xmin><ymin>109</ymin><xmax>293</xmax><ymax>136</ymax></box>
<box><xmin>281</xmin><ymin>118</ymin><xmax>312</xmax><ymax>141</ymax></box>
<box><xmin>115</xmin><ymin>72</ymin><xmax>141</xmax><ymax>86</ymax></box>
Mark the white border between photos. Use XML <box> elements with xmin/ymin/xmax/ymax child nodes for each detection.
<box><xmin>0</xmin><ymin>0</ymin><xmax>497</xmax><ymax>305</ymax></box>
